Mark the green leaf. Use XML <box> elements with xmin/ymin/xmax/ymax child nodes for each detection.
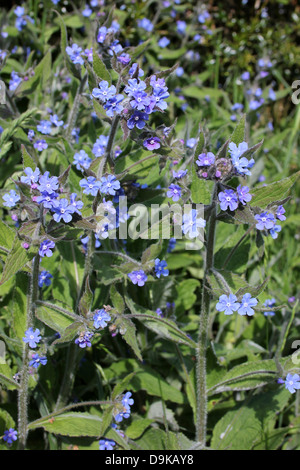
<box><xmin>0</xmin><ymin>364</ymin><xmax>19</xmax><ymax>390</ymax></box>
<box><xmin>116</xmin><ymin>316</ymin><xmax>143</xmax><ymax>361</ymax></box>
<box><xmin>28</xmin><ymin>412</ymin><xmax>102</xmax><ymax>437</ymax></box>
<box><xmin>110</xmin><ymin>285</ymin><xmax>125</xmax><ymax>313</ymax></box>
<box><xmin>0</xmin><ymin>220</ymin><xmax>14</xmax><ymax>251</ymax></box>
<box><xmin>126</xmin><ymin>419</ymin><xmax>154</xmax><ymax>439</ymax></box>
<box><xmin>141</xmin><ymin>240</ymin><xmax>162</xmax><ymax>264</ymax></box>
<box><xmin>250</xmin><ymin>171</ymin><xmax>300</xmax><ymax>209</ymax></box>
<box><xmin>35</xmin><ymin>301</ymin><xmax>80</xmax><ymax>335</ymax></box>
<box><xmin>125</xmin><ymin>297</ymin><xmax>196</xmax><ymax>348</ymax></box>
<box><xmin>15</xmin><ymin>50</ymin><xmax>52</xmax><ymax>96</ymax></box>
<box><xmin>111</xmin><ymin>372</ymin><xmax>136</xmax><ymax>400</ymax></box>
<box><xmin>0</xmin><ymin>238</ymin><xmax>37</xmax><ymax>285</ymax></box>
<box><xmin>13</xmin><ymin>273</ymin><xmax>28</xmax><ymax>341</ymax></box>
<box><xmin>79</xmin><ymin>276</ymin><xmax>93</xmax><ymax>317</ymax></box>
<box><xmin>92</xmin><ymin>51</ymin><xmax>111</xmax><ymax>85</ymax></box>
<box><xmin>176</xmin><ymin>279</ymin><xmax>200</xmax><ymax>310</ymax></box>
<box><xmin>21</xmin><ymin>144</ymin><xmax>37</xmax><ymax>171</ymax></box>
<box><xmin>230</xmin><ymin>114</ymin><xmax>246</xmax><ymax>145</ymax></box>
<box><xmin>190</xmin><ymin>165</ymin><xmax>213</xmax><ymax>204</ymax></box>
<box><xmin>211</xmin><ymin>387</ymin><xmax>290</xmax><ymax>450</ymax></box>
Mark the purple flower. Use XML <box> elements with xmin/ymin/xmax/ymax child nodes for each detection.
<box><xmin>182</xmin><ymin>209</ymin><xmax>206</xmax><ymax>238</ymax></box>
<box><xmin>29</xmin><ymin>353</ymin><xmax>47</xmax><ymax>368</ymax></box>
<box><xmin>237</xmin><ymin>293</ymin><xmax>258</xmax><ymax>316</ymax></box>
<box><xmin>66</xmin><ymin>43</ymin><xmax>84</xmax><ymax>65</ymax></box>
<box><xmin>99</xmin><ymin>439</ymin><xmax>116</xmax><ymax>450</ymax></box>
<box><xmin>97</xmin><ymin>26</ymin><xmax>107</xmax><ymax>43</ymax></box>
<box><xmin>34</xmin><ymin>140</ymin><xmax>48</xmax><ymax>152</ymax></box>
<box><xmin>92</xmin><ymin>80</ymin><xmax>116</xmax><ymax>102</ymax></box>
<box><xmin>127</xmin><ymin>111</ymin><xmax>149</xmax><ymax>130</ymax></box>
<box><xmin>39</xmin><ymin>239</ymin><xmax>55</xmax><ymax>258</ymax></box>
<box><xmin>255</xmin><ymin>212</ymin><xmax>276</xmax><ymax>230</ymax></box>
<box><xmin>118</xmin><ymin>53</ymin><xmax>131</xmax><ymax>65</ymax></box>
<box><xmin>154</xmin><ymin>259</ymin><xmax>169</xmax><ymax>278</ymax></box>
<box><xmin>129</xmin><ymin>63</ymin><xmax>144</xmax><ymax>78</ymax></box>
<box><xmin>152</xmin><ymin>87</ymin><xmax>169</xmax><ymax>111</ymax></box>
<box><xmin>3</xmin><ymin>190</ymin><xmax>20</xmax><ymax>208</ymax></box>
<box><xmin>28</xmin><ymin>129</ymin><xmax>35</xmax><ymax>141</ymax></box>
<box><xmin>284</xmin><ymin>373</ymin><xmax>300</xmax><ymax>394</ymax></box>
<box><xmin>21</xmin><ymin>167</ymin><xmax>40</xmax><ymax>185</ymax></box>
<box><xmin>108</xmin><ymin>40</ymin><xmax>123</xmax><ymax>56</ymax></box>
<box><xmin>38</xmin><ymin>270</ymin><xmax>53</xmax><ymax>287</ymax></box>
<box><xmin>143</xmin><ymin>136</ymin><xmax>161</xmax><ymax>150</ymax></box>
<box><xmin>75</xmin><ymin>330</ymin><xmax>94</xmax><ymax>348</ymax></box>
<box><xmin>37</xmin><ymin>171</ymin><xmax>59</xmax><ymax>194</ymax></box>
<box><xmin>196</xmin><ymin>152</ymin><xmax>215</xmax><ymax>167</ymax></box>
<box><xmin>167</xmin><ymin>184</ymin><xmax>181</xmax><ymax>202</ymax></box>
<box><xmin>276</xmin><ymin>205</ymin><xmax>286</xmax><ymax>221</ymax></box>
<box><xmin>100</xmin><ymin>175</ymin><xmax>121</xmax><ymax>195</ymax></box>
<box><xmin>80</xmin><ymin>176</ymin><xmax>101</xmax><ymax>196</ymax></box>
<box><xmin>128</xmin><ymin>270</ymin><xmax>148</xmax><ymax>286</ymax></box>
<box><xmin>23</xmin><ymin>328</ymin><xmax>42</xmax><ymax>348</ymax></box>
<box><xmin>50</xmin><ymin>114</ymin><xmax>64</xmax><ymax>127</ymax></box>
<box><xmin>52</xmin><ymin>198</ymin><xmax>74</xmax><ymax>223</ymax></box>
<box><xmin>218</xmin><ymin>190</ymin><xmax>239</xmax><ymax>211</ymax></box>
<box><xmin>173</xmin><ymin>169</ymin><xmax>187</xmax><ymax>179</ymax></box>
<box><xmin>93</xmin><ymin>309</ymin><xmax>111</xmax><ymax>329</ymax></box>
<box><xmin>3</xmin><ymin>429</ymin><xmax>18</xmax><ymax>445</ymax></box>
<box><xmin>216</xmin><ymin>294</ymin><xmax>240</xmax><ymax>315</ymax></box>
<box><xmin>237</xmin><ymin>185</ymin><xmax>252</xmax><ymax>205</ymax></box>
<box><xmin>9</xmin><ymin>71</ymin><xmax>22</xmax><ymax>91</ymax></box>
<box><xmin>241</xmin><ymin>71</ymin><xmax>250</xmax><ymax>80</ymax></box>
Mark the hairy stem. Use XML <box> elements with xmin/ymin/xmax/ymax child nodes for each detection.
<box><xmin>65</xmin><ymin>74</ymin><xmax>87</xmax><ymax>141</ymax></box>
<box><xmin>195</xmin><ymin>184</ymin><xmax>218</xmax><ymax>445</ymax></box>
<box><xmin>18</xmin><ymin>253</ymin><xmax>40</xmax><ymax>450</ymax></box>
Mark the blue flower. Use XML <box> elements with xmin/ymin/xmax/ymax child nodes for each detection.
<box><xmin>103</xmin><ymin>94</ymin><xmax>124</xmax><ymax>118</ymax></box>
<box><xmin>182</xmin><ymin>209</ymin><xmax>206</xmax><ymax>238</ymax></box>
<box><xmin>29</xmin><ymin>353</ymin><xmax>47</xmax><ymax>368</ymax></box>
<box><xmin>100</xmin><ymin>175</ymin><xmax>121</xmax><ymax>195</ymax></box>
<box><xmin>9</xmin><ymin>71</ymin><xmax>22</xmax><ymax>91</ymax></box>
<box><xmin>99</xmin><ymin>439</ymin><xmax>116</xmax><ymax>450</ymax></box>
<box><xmin>3</xmin><ymin>428</ymin><xmax>18</xmax><ymax>445</ymax></box>
<box><xmin>93</xmin><ymin>309</ymin><xmax>111</xmax><ymax>329</ymax></box>
<box><xmin>154</xmin><ymin>259</ymin><xmax>169</xmax><ymax>278</ymax></box>
<box><xmin>276</xmin><ymin>205</ymin><xmax>286</xmax><ymax>221</ymax></box>
<box><xmin>129</xmin><ymin>63</ymin><xmax>144</xmax><ymax>78</ymax></box>
<box><xmin>114</xmin><ymin>409</ymin><xmax>131</xmax><ymax>422</ymax></box>
<box><xmin>122</xmin><ymin>391</ymin><xmax>134</xmax><ymax>410</ymax></box>
<box><xmin>37</xmin><ymin>172</ymin><xmax>59</xmax><ymax>194</ymax></box>
<box><xmin>39</xmin><ymin>239</ymin><xmax>55</xmax><ymax>258</ymax></box>
<box><xmin>152</xmin><ymin>87</ymin><xmax>169</xmax><ymax>111</ymax></box>
<box><xmin>80</xmin><ymin>177</ymin><xmax>101</xmax><ymax>196</ymax></box>
<box><xmin>229</xmin><ymin>142</ymin><xmax>255</xmax><ymax>176</ymax></box>
<box><xmin>176</xmin><ymin>20</ymin><xmax>186</xmax><ymax>34</ymax></box>
<box><xmin>34</xmin><ymin>139</ymin><xmax>48</xmax><ymax>151</ymax></box>
<box><xmin>172</xmin><ymin>169</ymin><xmax>187</xmax><ymax>179</ymax></box>
<box><xmin>37</xmin><ymin>120</ymin><xmax>52</xmax><ymax>135</ymax></box>
<box><xmin>21</xmin><ymin>167</ymin><xmax>40</xmax><ymax>185</ymax></box>
<box><xmin>38</xmin><ymin>270</ymin><xmax>53</xmax><ymax>288</ymax></box>
<box><xmin>167</xmin><ymin>238</ymin><xmax>176</xmax><ymax>253</ymax></box>
<box><xmin>124</xmin><ymin>79</ymin><xmax>146</xmax><ymax>97</ymax></box>
<box><xmin>255</xmin><ymin>212</ymin><xmax>276</xmax><ymax>230</ymax></box>
<box><xmin>92</xmin><ymin>135</ymin><xmax>108</xmax><ymax>157</ymax></box>
<box><xmin>128</xmin><ymin>270</ymin><xmax>148</xmax><ymax>286</ymax></box>
<box><xmin>97</xmin><ymin>26</ymin><xmax>107</xmax><ymax>43</ymax></box>
<box><xmin>263</xmin><ymin>298</ymin><xmax>276</xmax><ymax>317</ymax></box>
<box><xmin>69</xmin><ymin>193</ymin><xmax>84</xmax><ymax>215</ymax></box>
<box><xmin>36</xmin><ymin>192</ymin><xmax>58</xmax><ymax>209</ymax></box>
<box><xmin>92</xmin><ymin>80</ymin><xmax>116</xmax><ymax>102</ymax></box>
<box><xmin>158</xmin><ymin>36</ymin><xmax>170</xmax><ymax>48</ymax></box>
<box><xmin>216</xmin><ymin>294</ymin><xmax>240</xmax><ymax>315</ymax></box>
<box><xmin>23</xmin><ymin>328</ymin><xmax>42</xmax><ymax>348</ymax></box>
<box><xmin>82</xmin><ymin>4</ymin><xmax>92</xmax><ymax>16</ymax></box>
<box><xmin>66</xmin><ymin>44</ymin><xmax>84</xmax><ymax>65</ymax></box>
<box><xmin>28</xmin><ymin>129</ymin><xmax>35</xmax><ymax>141</ymax></box>
<box><xmin>52</xmin><ymin>198</ymin><xmax>74</xmax><ymax>223</ymax></box>
<box><xmin>137</xmin><ymin>18</ymin><xmax>153</xmax><ymax>32</ymax></box>
<box><xmin>127</xmin><ymin>111</ymin><xmax>149</xmax><ymax>130</ymax></box>
<box><xmin>218</xmin><ymin>190</ymin><xmax>239</xmax><ymax>212</ymax></box>
<box><xmin>167</xmin><ymin>184</ymin><xmax>181</xmax><ymax>202</ymax></box>
<box><xmin>73</xmin><ymin>150</ymin><xmax>92</xmax><ymax>170</ymax></box>
<box><xmin>130</xmin><ymin>90</ymin><xmax>151</xmax><ymax>111</ymax></box>
<box><xmin>284</xmin><ymin>373</ymin><xmax>300</xmax><ymax>394</ymax></box>
<box><xmin>237</xmin><ymin>293</ymin><xmax>258</xmax><ymax>316</ymax></box>
<box><xmin>3</xmin><ymin>190</ymin><xmax>20</xmax><ymax>208</ymax></box>
<box><xmin>50</xmin><ymin>114</ymin><xmax>64</xmax><ymax>127</ymax></box>
<box><xmin>108</xmin><ymin>40</ymin><xmax>123</xmax><ymax>56</ymax></box>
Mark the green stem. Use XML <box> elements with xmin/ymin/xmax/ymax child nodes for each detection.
<box><xmin>18</xmin><ymin>253</ymin><xmax>40</xmax><ymax>450</ymax></box>
<box><xmin>97</xmin><ymin>115</ymin><xmax>120</xmax><ymax>179</ymax></box>
<box><xmin>65</xmin><ymin>74</ymin><xmax>87</xmax><ymax>141</ymax></box>
<box><xmin>195</xmin><ymin>184</ymin><xmax>218</xmax><ymax>445</ymax></box>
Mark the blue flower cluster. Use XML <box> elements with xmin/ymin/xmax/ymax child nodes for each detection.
<box><xmin>216</xmin><ymin>293</ymin><xmax>258</xmax><ymax>316</ymax></box>
<box><xmin>218</xmin><ymin>185</ymin><xmax>252</xmax><ymax>211</ymax></box>
<box><xmin>255</xmin><ymin>205</ymin><xmax>285</xmax><ymax>239</ymax></box>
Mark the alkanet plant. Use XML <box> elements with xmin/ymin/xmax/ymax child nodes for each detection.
<box><xmin>0</xmin><ymin>0</ymin><xmax>299</xmax><ymax>452</ymax></box>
